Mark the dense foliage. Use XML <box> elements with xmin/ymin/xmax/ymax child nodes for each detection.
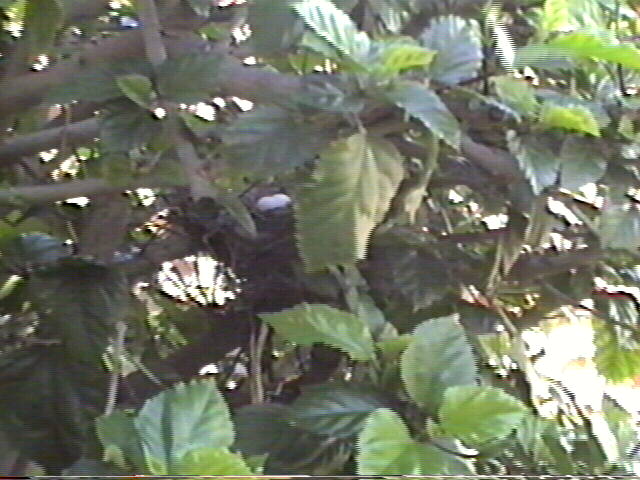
<box><xmin>0</xmin><ymin>0</ymin><xmax>640</xmax><ymax>475</ymax></box>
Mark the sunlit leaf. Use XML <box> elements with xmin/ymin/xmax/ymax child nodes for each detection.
<box><xmin>539</xmin><ymin>102</ymin><xmax>600</xmax><ymax>136</ymax></box>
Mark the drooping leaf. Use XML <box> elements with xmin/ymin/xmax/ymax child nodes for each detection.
<box><xmin>134</xmin><ymin>378</ymin><xmax>234</xmax><ymax>475</ymax></box>
<box><xmin>115</xmin><ymin>74</ymin><xmax>155</xmax><ymax>108</ymax></box>
<box><xmin>594</xmin><ymin>319</ymin><xmax>640</xmax><ymax>382</ymax></box>
<box><xmin>507</xmin><ymin>131</ymin><xmax>560</xmax><ymax>195</ymax></box>
<box><xmin>438</xmin><ymin>385</ymin><xmax>528</xmax><ymax>445</ymax></box>
<box><xmin>156</xmin><ymin>54</ymin><xmax>220</xmax><ymax>104</ymax></box>
<box><xmin>23</xmin><ymin>0</ymin><xmax>63</xmax><ymax>56</ymax></box>
<box><xmin>420</xmin><ymin>15</ymin><xmax>483</xmax><ymax>86</ymax></box>
<box><xmin>547</xmin><ymin>31</ymin><xmax>640</xmax><ymax>70</ymax></box>
<box><xmin>259</xmin><ymin>303</ymin><xmax>375</xmax><ymax>361</ymax></box>
<box><xmin>400</xmin><ymin>315</ymin><xmax>476</xmax><ymax>412</ymax></box>
<box><xmin>174</xmin><ymin>448</ymin><xmax>253</xmax><ymax>476</ymax></box>
<box><xmin>492</xmin><ymin>75</ymin><xmax>539</xmax><ymax>118</ymax></box>
<box><xmin>288</xmin><ymin>382</ymin><xmax>391</xmax><ymax>437</ymax></box>
<box><xmin>559</xmin><ymin>135</ymin><xmax>607</xmax><ymax>191</ymax></box>
<box><xmin>295</xmin><ymin>133</ymin><xmax>404</xmax><ymax>270</ymax></box>
<box><xmin>292</xmin><ymin>0</ymin><xmax>371</xmax><ymax>63</ymax></box>
<box><xmin>220</xmin><ymin>106</ymin><xmax>330</xmax><ymax>179</ymax></box>
<box><xmin>387</xmin><ymin>81</ymin><xmax>460</xmax><ymax>149</ymax></box>
<box><xmin>539</xmin><ymin>102</ymin><xmax>600</xmax><ymax>136</ymax></box>
<box><xmin>357</xmin><ymin>408</ymin><xmax>474</xmax><ymax>475</ymax></box>
<box><xmin>96</xmin><ymin>410</ymin><xmax>147</xmax><ymax>472</ymax></box>
<box><xmin>599</xmin><ymin>204</ymin><xmax>640</xmax><ymax>251</ymax></box>
<box><xmin>28</xmin><ymin>258</ymin><xmax>129</xmax><ymax>364</ymax></box>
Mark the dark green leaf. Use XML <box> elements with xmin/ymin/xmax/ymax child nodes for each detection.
<box><xmin>247</xmin><ymin>0</ymin><xmax>304</xmax><ymax>56</ymax></box>
<box><xmin>288</xmin><ymin>382</ymin><xmax>391</xmax><ymax>437</ymax></box>
<box><xmin>559</xmin><ymin>135</ymin><xmax>607</xmax><ymax>191</ymax></box>
<box><xmin>23</xmin><ymin>0</ymin><xmax>63</xmax><ymax>56</ymax></box>
<box><xmin>387</xmin><ymin>80</ymin><xmax>460</xmax><ymax>149</ymax></box>
<box><xmin>221</xmin><ymin>106</ymin><xmax>330</xmax><ymax>179</ymax></box>
<box><xmin>116</xmin><ymin>73</ymin><xmax>155</xmax><ymax>108</ymax></box>
<box><xmin>420</xmin><ymin>15</ymin><xmax>483</xmax><ymax>86</ymax></box>
<box><xmin>156</xmin><ymin>54</ymin><xmax>220</xmax><ymax>104</ymax></box>
<box><xmin>100</xmin><ymin>100</ymin><xmax>161</xmax><ymax>153</ymax></box>
<box><xmin>233</xmin><ymin>404</ymin><xmax>296</xmax><ymax>456</ymax></box>
<box><xmin>599</xmin><ymin>204</ymin><xmax>640</xmax><ymax>251</ymax></box>
<box><xmin>400</xmin><ymin>315</ymin><xmax>476</xmax><ymax>413</ymax></box>
<box><xmin>507</xmin><ymin>131</ymin><xmax>560</xmax><ymax>195</ymax></box>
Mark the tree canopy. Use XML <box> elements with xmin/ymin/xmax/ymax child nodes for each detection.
<box><xmin>0</xmin><ymin>0</ymin><xmax>640</xmax><ymax>476</ymax></box>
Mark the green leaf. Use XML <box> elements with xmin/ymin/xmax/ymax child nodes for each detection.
<box><xmin>540</xmin><ymin>0</ymin><xmax>605</xmax><ymax>37</ymax></box>
<box><xmin>248</xmin><ymin>0</ymin><xmax>304</xmax><ymax>56</ymax></box>
<box><xmin>259</xmin><ymin>303</ymin><xmax>375</xmax><ymax>361</ymax></box>
<box><xmin>28</xmin><ymin>258</ymin><xmax>129</xmax><ymax>364</ymax></box>
<box><xmin>594</xmin><ymin>320</ymin><xmax>640</xmax><ymax>382</ymax></box>
<box><xmin>134</xmin><ymin>378</ymin><xmax>234</xmax><ymax>475</ymax></box>
<box><xmin>23</xmin><ymin>0</ymin><xmax>63</xmax><ymax>56</ymax></box>
<box><xmin>507</xmin><ymin>131</ymin><xmax>560</xmax><ymax>195</ymax></box>
<box><xmin>357</xmin><ymin>408</ymin><xmax>474</xmax><ymax>475</ymax></box>
<box><xmin>174</xmin><ymin>448</ymin><xmax>253</xmax><ymax>475</ymax></box>
<box><xmin>539</xmin><ymin>102</ymin><xmax>600</xmax><ymax>136</ymax></box>
<box><xmin>599</xmin><ymin>204</ymin><xmax>640</xmax><ymax>251</ymax></box>
<box><xmin>116</xmin><ymin>74</ymin><xmax>155</xmax><ymax>108</ymax></box>
<box><xmin>288</xmin><ymin>382</ymin><xmax>391</xmax><ymax>437</ymax></box>
<box><xmin>156</xmin><ymin>54</ymin><xmax>219</xmax><ymax>104</ymax></box>
<box><xmin>221</xmin><ymin>106</ymin><xmax>330</xmax><ymax>179</ymax></box>
<box><xmin>387</xmin><ymin>81</ymin><xmax>460</xmax><ymax>149</ymax></box>
<box><xmin>438</xmin><ymin>385</ymin><xmax>527</xmax><ymax>445</ymax></box>
<box><xmin>295</xmin><ymin>133</ymin><xmax>404</xmax><ymax>270</ymax></box>
<box><xmin>96</xmin><ymin>410</ymin><xmax>147</xmax><ymax>472</ymax></box>
<box><xmin>100</xmin><ymin>100</ymin><xmax>161</xmax><ymax>153</ymax></box>
<box><xmin>420</xmin><ymin>15</ymin><xmax>483</xmax><ymax>86</ymax></box>
<box><xmin>0</xmin><ymin>232</ymin><xmax>68</xmax><ymax>270</ymax></box>
<box><xmin>0</xmin><ymin>348</ymin><xmax>107</xmax><ymax>473</ymax></box>
<box><xmin>400</xmin><ymin>315</ymin><xmax>476</xmax><ymax>413</ymax></box>
<box><xmin>233</xmin><ymin>404</ymin><xmax>297</xmax><ymax>457</ymax></box>
<box><xmin>492</xmin><ymin>75</ymin><xmax>539</xmax><ymax>117</ymax></box>
<box><xmin>186</xmin><ymin>0</ymin><xmax>211</xmax><ymax>17</ymax></box>
<box><xmin>547</xmin><ymin>31</ymin><xmax>640</xmax><ymax>70</ymax></box>
<box><xmin>559</xmin><ymin>135</ymin><xmax>607</xmax><ymax>191</ymax></box>
<box><xmin>375</xmin><ymin>41</ymin><xmax>436</xmax><ymax>77</ymax></box>
<box><xmin>292</xmin><ymin>0</ymin><xmax>371</xmax><ymax>63</ymax></box>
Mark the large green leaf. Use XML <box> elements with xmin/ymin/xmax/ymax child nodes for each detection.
<box><xmin>598</xmin><ymin>204</ymin><xmax>640</xmax><ymax>251</ymax></box>
<box><xmin>174</xmin><ymin>448</ymin><xmax>253</xmax><ymax>475</ymax></box>
<box><xmin>233</xmin><ymin>404</ymin><xmax>297</xmax><ymax>456</ymax></box>
<box><xmin>156</xmin><ymin>54</ymin><xmax>220</xmax><ymax>104</ymax></box>
<box><xmin>438</xmin><ymin>385</ymin><xmax>528</xmax><ymax>445</ymax></box>
<box><xmin>259</xmin><ymin>303</ymin><xmax>375</xmax><ymax>361</ymax></box>
<box><xmin>288</xmin><ymin>382</ymin><xmax>391</xmax><ymax>437</ymax></box>
<box><xmin>116</xmin><ymin>74</ymin><xmax>155</xmax><ymax>109</ymax></box>
<box><xmin>295</xmin><ymin>133</ymin><xmax>404</xmax><ymax>270</ymax></box>
<box><xmin>134</xmin><ymin>378</ymin><xmax>234</xmax><ymax>475</ymax></box>
<box><xmin>594</xmin><ymin>320</ymin><xmax>640</xmax><ymax>382</ymax></box>
<box><xmin>96</xmin><ymin>410</ymin><xmax>147</xmax><ymax>472</ymax></box>
<box><xmin>540</xmin><ymin>0</ymin><xmax>605</xmax><ymax>38</ymax></box>
<box><xmin>220</xmin><ymin>106</ymin><xmax>330</xmax><ymax>179</ymax></box>
<box><xmin>420</xmin><ymin>15</ymin><xmax>483</xmax><ymax>86</ymax></box>
<box><xmin>547</xmin><ymin>31</ymin><xmax>640</xmax><ymax>70</ymax></box>
<box><xmin>23</xmin><ymin>0</ymin><xmax>63</xmax><ymax>56</ymax></box>
<box><xmin>507</xmin><ymin>131</ymin><xmax>560</xmax><ymax>195</ymax></box>
<box><xmin>248</xmin><ymin>0</ymin><xmax>304</xmax><ymax>56</ymax></box>
<box><xmin>100</xmin><ymin>100</ymin><xmax>160</xmax><ymax>153</ymax></box>
<box><xmin>386</xmin><ymin>81</ymin><xmax>460</xmax><ymax>149</ymax></box>
<box><xmin>539</xmin><ymin>102</ymin><xmax>600</xmax><ymax>136</ymax></box>
<box><xmin>559</xmin><ymin>135</ymin><xmax>607</xmax><ymax>191</ymax></box>
<box><xmin>357</xmin><ymin>408</ymin><xmax>474</xmax><ymax>475</ymax></box>
<box><xmin>0</xmin><ymin>348</ymin><xmax>106</xmax><ymax>473</ymax></box>
<box><xmin>292</xmin><ymin>0</ymin><xmax>371</xmax><ymax>63</ymax></box>
<box><xmin>400</xmin><ymin>315</ymin><xmax>476</xmax><ymax>412</ymax></box>
<box><xmin>28</xmin><ymin>258</ymin><xmax>129</xmax><ymax>364</ymax></box>
<box><xmin>492</xmin><ymin>75</ymin><xmax>539</xmax><ymax>118</ymax></box>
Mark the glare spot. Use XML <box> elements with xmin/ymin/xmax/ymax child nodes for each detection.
<box><xmin>152</xmin><ymin>107</ymin><xmax>166</xmax><ymax>119</ymax></box>
<box><xmin>231</xmin><ymin>97</ymin><xmax>254</xmax><ymax>111</ymax></box>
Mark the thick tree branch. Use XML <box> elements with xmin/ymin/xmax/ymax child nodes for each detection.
<box><xmin>0</xmin><ymin>118</ymin><xmax>99</xmax><ymax>166</ymax></box>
